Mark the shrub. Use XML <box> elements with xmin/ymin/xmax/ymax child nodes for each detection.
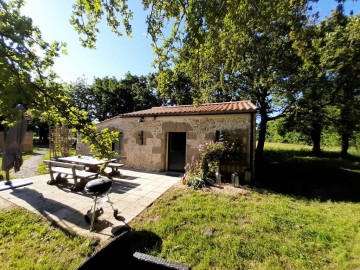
<box><xmin>183</xmin><ymin>140</ymin><xmax>242</xmax><ymax>189</ymax></box>
<box><xmin>183</xmin><ymin>156</ymin><xmax>206</xmax><ymax>189</ymax></box>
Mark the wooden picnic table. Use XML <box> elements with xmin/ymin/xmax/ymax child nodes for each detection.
<box><xmin>57</xmin><ymin>155</ymin><xmax>115</xmax><ymax>172</ymax></box>
<box><xmin>43</xmin><ymin>160</ymin><xmax>99</xmax><ymax>191</ymax></box>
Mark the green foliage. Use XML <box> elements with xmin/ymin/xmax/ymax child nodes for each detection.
<box><xmin>69</xmin><ymin>0</ymin><xmax>360</xmax><ymax>161</ymax></box>
<box><xmin>0</xmin><ymin>0</ymin><xmax>65</xmax><ymax>123</ymax></box>
<box><xmin>68</xmin><ymin>73</ymin><xmax>162</xmax><ymax>122</ymax></box>
<box><xmin>199</xmin><ymin>141</ymin><xmax>226</xmax><ymax>172</ymax></box>
<box><xmin>184</xmin><ymin>141</ymin><xmax>242</xmax><ymax>189</ymax></box>
<box><xmin>144</xmin><ymin>0</ymin><xmax>311</xmax><ymax>161</ymax></box>
<box><xmin>184</xmin><ymin>142</ymin><xmax>226</xmax><ymax>189</ymax></box>
<box><xmin>70</xmin><ymin>0</ymin><xmax>133</xmax><ymax>49</ymax></box>
<box><xmin>0</xmin><ymin>0</ymin><xmax>119</xmax><ymax>160</ymax></box>
<box><xmin>266</xmin><ymin>118</ymin><xmax>311</xmax><ymax>145</ymax></box>
<box><xmin>157</xmin><ymin>71</ymin><xmax>194</xmax><ymax>105</ymax></box>
<box><xmin>321</xmin><ymin>125</ymin><xmax>342</xmax><ymax>147</ymax></box>
<box><xmin>352</xmin><ymin>131</ymin><xmax>360</xmax><ymax>150</ymax></box>
<box><xmin>0</xmin><ymin>207</ymin><xmax>94</xmax><ymax>269</ymax></box>
<box><xmin>266</xmin><ymin>114</ymin><xmax>358</xmax><ymax>150</ymax></box>
<box><xmin>292</xmin><ymin>7</ymin><xmax>360</xmax><ymax>155</ymax></box>
<box><xmin>183</xmin><ymin>157</ymin><xmax>206</xmax><ymax>189</ymax></box>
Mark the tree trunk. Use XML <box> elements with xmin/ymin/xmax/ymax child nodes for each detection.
<box><xmin>255</xmin><ymin>109</ymin><xmax>268</xmax><ymax>164</ymax></box>
<box><xmin>341</xmin><ymin>132</ymin><xmax>350</xmax><ymax>158</ymax></box>
<box><xmin>310</xmin><ymin>121</ymin><xmax>322</xmax><ymax>156</ymax></box>
<box><xmin>340</xmin><ymin>102</ymin><xmax>352</xmax><ymax>158</ymax></box>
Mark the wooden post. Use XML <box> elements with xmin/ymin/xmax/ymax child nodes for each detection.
<box><xmin>5</xmin><ymin>169</ymin><xmax>10</xmax><ymax>182</ymax></box>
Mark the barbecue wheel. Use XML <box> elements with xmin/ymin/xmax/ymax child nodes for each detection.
<box><xmin>84</xmin><ymin>208</ymin><xmax>104</xmax><ymax>224</ymax></box>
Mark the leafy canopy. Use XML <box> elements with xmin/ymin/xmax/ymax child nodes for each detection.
<box><xmin>0</xmin><ymin>0</ymin><xmax>118</xmax><ymax>160</ymax></box>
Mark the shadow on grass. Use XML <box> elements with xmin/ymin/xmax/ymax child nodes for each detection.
<box><xmin>77</xmin><ymin>228</ymin><xmax>191</xmax><ymax>270</ymax></box>
<box><xmin>255</xmin><ymin>150</ymin><xmax>360</xmax><ymax>202</ymax></box>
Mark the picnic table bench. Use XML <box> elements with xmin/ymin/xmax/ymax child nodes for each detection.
<box><xmin>43</xmin><ymin>160</ymin><xmax>99</xmax><ymax>191</ymax></box>
<box><xmin>106</xmin><ymin>162</ymin><xmax>125</xmax><ymax>177</ymax></box>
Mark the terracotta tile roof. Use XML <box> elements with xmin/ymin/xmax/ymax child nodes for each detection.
<box><xmin>120</xmin><ymin>100</ymin><xmax>257</xmax><ymax>118</ymax></box>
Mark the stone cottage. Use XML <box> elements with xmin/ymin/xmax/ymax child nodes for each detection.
<box><xmin>77</xmin><ymin>100</ymin><xmax>258</xmax><ymax>181</ymax></box>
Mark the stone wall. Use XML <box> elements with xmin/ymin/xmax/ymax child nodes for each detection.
<box><xmin>0</xmin><ymin>131</ymin><xmax>34</xmax><ymax>153</ymax></box>
<box><xmin>83</xmin><ymin>113</ymin><xmax>256</xmax><ymax>177</ymax></box>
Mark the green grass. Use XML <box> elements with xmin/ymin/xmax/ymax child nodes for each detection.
<box><xmin>0</xmin><ymin>207</ymin><xmax>95</xmax><ymax>269</ymax></box>
<box><xmin>127</xmin><ymin>143</ymin><xmax>360</xmax><ymax>269</ymax></box>
<box><xmin>1</xmin><ymin>143</ymin><xmax>360</xmax><ymax>269</ymax></box>
<box><xmin>37</xmin><ymin>148</ymin><xmax>77</xmax><ymax>175</ymax></box>
<box><xmin>36</xmin><ymin>149</ymin><xmax>52</xmax><ymax>175</ymax></box>
<box><xmin>263</xmin><ymin>142</ymin><xmax>360</xmax><ymax>161</ymax></box>
<box><xmin>256</xmin><ymin>143</ymin><xmax>360</xmax><ymax>201</ymax></box>
<box><xmin>129</xmin><ymin>186</ymin><xmax>360</xmax><ymax>269</ymax></box>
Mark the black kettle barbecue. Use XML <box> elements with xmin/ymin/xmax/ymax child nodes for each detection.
<box><xmin>84</xmin><ymin>177</ymin><xmax>119</xmax><ymax>231</ymax></box>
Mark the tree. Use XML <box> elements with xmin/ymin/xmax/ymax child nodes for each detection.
<box><xmin>289</xmin><ymin>24</ymin><xmax>335</xmax><ymax>155</ymax></box>
<box><xmin>68</xmin><ymin>73</ymin><xmax>162</xmax><ymax>122</ymax></box>
<box><xmin>70</xmin><ymin>1</ymin><xmax>313</xmax><ymax>163</ymax></box>
<box><xmin>292</xmin><ymin>6</ymin><xmax>360</xmax><ymax>156</ymax></box>
<box><xmin>68</xmin><ymin>0</ymin><xmax>359</xmax><ymax>161</ymax></box>
<box><xmin>129</xmin><ymin>73</ymin><xmax>162</xmax><ymax>109</ymax></box>
<box><xmin>153</xmin><ymin>1</ymin><xmax>309</xmax><ymax>162</ymax></box>
<box><xmin>68</xmin><ymin>77</ymin><xmax>96</xmax><ymax>118</ymax></box>
<box><xmin>319</xmin><ymin>10</ymin><xmax>360</xmax><ymax>157</ymax></box>
<box><xmin>0</xmin><ymin>0</ymin><xmax>118</xmax><ymax>160</ymax></box>
<box><xmin>0</xmin><ymin>0</ymin><xmax>63</xmax><ymax>119</ymax></box>
<box><xmin>158</xmin><ymin>71</ymin><xmax>193</xmax><ymax>105</ymax></box>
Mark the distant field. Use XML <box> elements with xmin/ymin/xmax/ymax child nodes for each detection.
<box><xmin>263</xmin><ymin>141</ymin><xmax>360</xmax><ymax>162</ymax></box>
<box><xmin>257</xmin><ymin>142</ymin><xmax>360</xmax><ymax>202</ymax></box>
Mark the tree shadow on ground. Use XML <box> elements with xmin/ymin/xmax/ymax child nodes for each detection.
<box><xmin>76</xmin><ymin>228</ymin><xmax>190</xmax><ymax>270</ymax></box>
<box><xmin>255</xmin><ymin>151</ymin><xmax>360</xmax><ymax>202</ymax></box>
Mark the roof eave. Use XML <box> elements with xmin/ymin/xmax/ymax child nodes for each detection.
<box><xmin>120</xmin><ymin>110</ymin><xmax>257</xmax><ymax>118</ymax></box>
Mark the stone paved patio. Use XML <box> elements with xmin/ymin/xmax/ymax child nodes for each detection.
<box><xmin>0</xmin><ymin>168</ymin><xmax>181</xmax><ymax>243</ymax></box>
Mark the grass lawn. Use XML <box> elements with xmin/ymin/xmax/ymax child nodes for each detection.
<box><xmin>36</xmin><ymin>149</ymin><xmax>52</xmax><ymax>175</ymax></box>
<box><xmin>0</xmin><ymin>143</ymin><xmax>359</xmax><ymax>269</ymax></box>
<box><xmin>256</xmin><ymin>143</ymin><xmax>360</xmax><ymax>202</ymax></box>
<box><xmin>130</xmin><ymin>185</ymin><xmax>360</xmax><ymax>269</ymax></box>
<box><xmin>129</xmin><ymin>143</ymin><xmax>360</xmax><ymax>269</ymax></box>
<box><xmin>0</xmin><ymin>207</ymin><xmax>94</xmax><ymax>269</ymax></box>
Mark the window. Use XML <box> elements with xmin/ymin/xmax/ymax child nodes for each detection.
<box><xmin>215</xmin><ymin>130</ymin><xmax>224</xmax><ymax>142</ymax></box>
<box><xmin>112</xmin><ymin>132</ymin><xmax>123</xmax><ymax>152</ymax></box>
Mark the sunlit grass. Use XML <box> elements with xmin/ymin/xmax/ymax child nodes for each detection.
<box><xmin>130</xmin><ymin>186</ymin><xmax>360</xmax><ymax>270</ymax></box>
<box><xmin>36</xmin><ymin>149</ymin><xmax>52</xmax><ymax>175</ymax></box>
<box><xmin>0</xmin><ymin>143</ymin><xmax>359</xmax><ymax>269</ymax></box>
<box><xmin>0</xmin><ymin>207</ymin><xmax>95</xmax><ymax>270</ymax></box>
<box><xmin>263</xmin><ymin>142</ymin><xmax>360</xmax><ymax>161</ymax></box>
<box><xmin>128</xmin><ymin>142</ymin><xmax>360</xmax><ymax>269</ymax></box>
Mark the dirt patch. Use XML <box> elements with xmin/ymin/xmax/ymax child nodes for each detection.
<box><xmin>0</xmin><ymin>197</ymin><xmax>17</xmax><ymax>210</ymax></box>
<box><xmin>203</xmin><ymin>183</ymin><xmax>251</xmax><ymax>195</ymax></box>
<box><xmin>174</xmin><ymin>181</ymin><xmax>250</xmax><ymax>196</ymax></box>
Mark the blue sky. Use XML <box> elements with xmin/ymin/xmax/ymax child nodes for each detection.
<box><xmin>21</xmin><ymin>1</ymin><xmax>360</xmax><ymax>84</ymax></box>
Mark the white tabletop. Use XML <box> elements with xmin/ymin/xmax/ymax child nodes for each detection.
<box><xmin>57</xmin><ymin>156</ymin><xmax>115</xmax><ymax>166</ymax></box>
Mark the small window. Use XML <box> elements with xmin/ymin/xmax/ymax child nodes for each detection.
<box><xmin>112</xmin><ymin>132</ymin><xmax>123</xmax><ymax>152</ymax></box>
<box><xmin>215</xmin><ymin>130</ymin><xmax>224</xmax><ymax>142</ymax></box>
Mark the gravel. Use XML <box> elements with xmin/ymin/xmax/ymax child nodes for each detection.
<box><xmin>10</xmin><ymin>147</ymin><xmax>48</xmax><ymax>179</ymax></box>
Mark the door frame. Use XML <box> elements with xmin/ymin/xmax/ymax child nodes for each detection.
<box><xmin>166</xmin><ymin>132</ymin><xmax>187</xmax><ymax>172</ymax></box>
